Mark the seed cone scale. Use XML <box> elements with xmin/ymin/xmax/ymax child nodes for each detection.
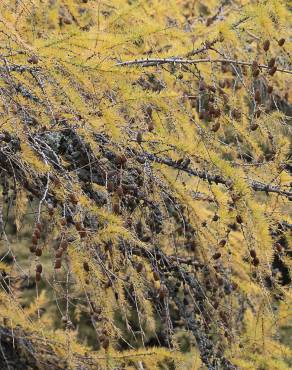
<box><xmin>236</xmin><ymin>215</ymin><xmax>243</xmax><ymax>224</ymax></box>
<box><xmin>251</xmin><ymin>123</ymin><xmax>259</xmax><ymax>131</ymax></box>
<box><xmin>136</xmin><ymin>131</ymin><xmax>143</xmax><ymax>143</ymax></box>
<box><xmin>263</xmin><ymin>40</ymin><xmax>270</xmax><ymax>51</ymax></box>
<box><xmin>267</xmin><ymin>85</ymin><xmax>273</xmax><ymax>94</ymax></box>
<box><xmin>212</xmin><ymin>252</ymin><xmax>221</xmax><ymax>260</ymax></box>
<box><xmin>136</xmin><ymin>262</ymin><xmax>144</xmax><ymax>273</ymax></box>
<box><xmin>269</xmin><ymin>66</ymin><xmax>277</xmax><ymax>76</ymax></box>
<box><xmin>268</xmin><ymin>58</ymin><xmax>276</xmax><ymax>68</ymax></box>
<box><xmin>36</xmin><ymin>263</ymin><xmax>43</xmax><ymax>273</ymax></box>
<box><xmin>153</xmin><ymin>271</ymin><xmax>160</xmax><ymax>281</ymax></box>
<box><xmin>35</xmin><ymin>248</ymin><xmax>42</xmax><ymax>257</ymax></box>
<box><xmin>83</xmin><ymin>261</ymin><xmax>90</xmax><ymax>272</ymax></box>
<box><xmin>250</xmin><ymin>249</ymin><xmax>257</xmax><ymax>258</ymax></box>
<box><xmin>278</xmin><ymin>38</ymin><xmax>285</xmax><ymax>46</ymax></box>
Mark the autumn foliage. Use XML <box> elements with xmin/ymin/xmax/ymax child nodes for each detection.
<box><xmin>0</xmin><ymin>0</ymin><xmax>291</xmax><ymax>369</ymax></box>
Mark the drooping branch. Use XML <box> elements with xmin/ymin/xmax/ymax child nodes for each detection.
<box><xmin>123</xmin><ymin>244</ymin><xmax>239</xmax><ymax>370</ymax></box>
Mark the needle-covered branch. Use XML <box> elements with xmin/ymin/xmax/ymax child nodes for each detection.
<box><xmin>117</xmin><ymin>57</ymin><xmax>292</xmax><ymax>74</ymax></box>
<box><xmin>0</xmin><ymin>1</ymin><xmax>291</xmax><ymax>369</ymax></box>
<box><xmin>139</xmin><ymin>151</ymin><xmax>292</xmax><ymax>198</ymax></box>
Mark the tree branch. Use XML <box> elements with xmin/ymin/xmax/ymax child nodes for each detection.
<box><xmin>139</xmin><ymin>151</ymin><xmax>292</xmax><ymax>198</ymax></box>
<box><xmin>117</xmin><ymin>57</ymin><xmax>292</xmax><ymax>74</ymax></box>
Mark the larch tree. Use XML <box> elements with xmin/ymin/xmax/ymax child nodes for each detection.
<box><xmin>0</xmin><ymin>0</ymin><xmax>291</xmax><ymax>369</ymax></box>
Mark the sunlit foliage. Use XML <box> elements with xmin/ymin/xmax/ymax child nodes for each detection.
<box><xmin>0</xmin><ymin>0</ymin><xmax>291</xmax><ymax>369</ymax></box>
